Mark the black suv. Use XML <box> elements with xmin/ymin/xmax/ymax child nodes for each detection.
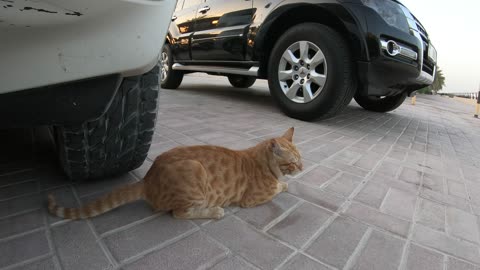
<box><xmin>162</xmin><ymin>0</ymin><xmax>437</xmax><ymax>120</ymax></box>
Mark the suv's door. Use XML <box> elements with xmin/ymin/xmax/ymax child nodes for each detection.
<box><xmin>191</xmin><ymin>0</ymin><xmax>254</xmax><ymax>61</ymax></box>
<box><xmin>169</xmin><ymin>0</ymin><xmax>204</xmax><ymax>60</ymax></box>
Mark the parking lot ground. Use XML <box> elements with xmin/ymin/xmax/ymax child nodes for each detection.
<box><xmin>1</xmin><ymin>74</ymin><xmax>480</xmax><ymax>270</ymax></box>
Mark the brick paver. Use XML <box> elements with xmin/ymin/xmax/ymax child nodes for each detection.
<box><xmin>405</xmin><ymin>244</ymin><xmax>444</xmax><ymax>270</ymax></box>
<box><xmin>1</xmin><ymin>74</ymin><xmax>480</xmax><ymax>269</ymax></box>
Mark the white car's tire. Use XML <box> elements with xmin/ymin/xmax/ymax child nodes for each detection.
<box><xmin>54</xmin><ymin>66</ymin><xmax>160</xmax><ymax>180</ymax></box>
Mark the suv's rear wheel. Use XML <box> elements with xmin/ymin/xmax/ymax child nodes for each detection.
<box><xmin>161</xmin><ymin>44</ymin><xmax>183</xmax><ymax>89</ymax></box>
<box><xmin>54</xmin><ymin>66</ymin><xmax>160</xmax><ymax>180</ymax></box>
<box><xmin>268</xmin><ymin>23</ymin><xmax>356</xmax><ymax>121</ymax></box>
<box><xmin>227</xmin><ymin>75</ymin><xmax>256</xmax><ymax>88</ymax></box>
<box><xmin>354</xmin><ymin>92</ymin><xmax>407</xmax><ymax>112</ymax></box>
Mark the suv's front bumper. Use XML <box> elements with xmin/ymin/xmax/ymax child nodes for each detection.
<box><xmin>345</xmin><ymin>3</ymin><xmax>437</xmax><ymax>96</ymax></box>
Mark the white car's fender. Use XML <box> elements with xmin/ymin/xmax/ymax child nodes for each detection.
<box><xmin>0</xmin><ymin>0</ymin><xmax>175</xmax><ymax>94</ymax></box>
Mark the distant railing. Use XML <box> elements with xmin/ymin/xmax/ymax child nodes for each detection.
<box><xmin>439</xmin><ymin>92</ymin><xmax>479</xmax><ymax>100</ymax></box>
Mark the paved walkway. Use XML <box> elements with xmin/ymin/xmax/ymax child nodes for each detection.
<box><xmin>1</xmin><ymin>74</ymin><xmax>480</xmax><ymax>270</ymax></box>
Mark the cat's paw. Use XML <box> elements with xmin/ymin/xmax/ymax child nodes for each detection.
<box><xmin>280</xmin><ymin>182</ymin><xmax>288</xmax><ymax>192</ymax></box>
<box><xmin>211</xmin><ymin>207</ymin><xmax>225</xmax><ymax>219</ymax></box>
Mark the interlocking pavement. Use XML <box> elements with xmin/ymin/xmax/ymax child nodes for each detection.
<box><xmin>1</xmin><ymin>74</ymin><xmax>480</xmax><ymax>270</ymax></box>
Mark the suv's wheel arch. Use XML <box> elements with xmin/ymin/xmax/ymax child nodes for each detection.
<box><xmin>254</xmin><ymin>4</ymin><xmax>367</xmax><ymax>79</ymax></box>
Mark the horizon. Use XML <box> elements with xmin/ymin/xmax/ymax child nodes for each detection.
<box><xmin>400</xmin><ymin>0</ymin><xmax>480</xmax><ymax>94</ymax></box>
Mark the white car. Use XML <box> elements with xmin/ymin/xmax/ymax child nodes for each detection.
<box><xmin>0</xmin><ymin>0</ymin><xmax>176</xmax><ymax>180</ymax></box>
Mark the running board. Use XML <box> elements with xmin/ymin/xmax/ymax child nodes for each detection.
<box><xmin>172</xmin><ymin>64</ymin><xmax>259</xmax><ymax>77</ymax></box>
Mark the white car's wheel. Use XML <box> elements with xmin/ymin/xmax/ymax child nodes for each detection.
<box><xmin>55</xmin><ymin>66</ymin><xmax>160</xmax><ymax>180</ymax></box>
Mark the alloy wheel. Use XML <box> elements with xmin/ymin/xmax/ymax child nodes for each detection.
<box><xmin>160</xmin><ymin>51</ymin><xmax>169</xmax><ymax>82</ymax></box>
<box><xmin>278</xmin><ymin>41</ymin><xmax>328</xmax><ymax>103</ymax></box>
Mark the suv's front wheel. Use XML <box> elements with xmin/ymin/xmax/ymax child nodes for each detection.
<box><xmin>54</xmin><ymin>66</ymin><xmax>160</xmax><ymax>180</ymax></box>
<box><xmin>268</xmin><ymin>23</ymin><xmax>356</xmax><ymax>121</ymax></box>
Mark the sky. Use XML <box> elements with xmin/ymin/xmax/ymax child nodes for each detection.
<box><xmin>400</xmin><ymin>0</ymin><xmax>480</xmax><ymax>93</ymax></box>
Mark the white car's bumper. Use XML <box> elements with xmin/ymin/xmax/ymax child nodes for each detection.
<box><xmin>0</xmin><ymin>0</ymin><xmax>175</xmax><ymax>94</ymax></box>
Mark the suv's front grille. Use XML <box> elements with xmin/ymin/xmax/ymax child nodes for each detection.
<box><xmin>414</xmin><ymin>19</ymin><xmax>435</xmax><ymax>76</ymax></box>
<box><xmin>416</xmin><ymin>22</ymin><xmax>428</xmax><ymax>39</ymax></box>
<box><xmin>422</xmin><ymin>60</ymin><xmax>435</xmax><ymax>75</ymax></box>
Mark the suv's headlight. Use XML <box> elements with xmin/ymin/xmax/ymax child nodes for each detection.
<box><xmin>361</xmin><ymin>0</ymin><xmax>409</xmax><ymax>32</ymax></box>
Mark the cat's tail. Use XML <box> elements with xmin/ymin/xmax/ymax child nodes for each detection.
<box><xmin>48</xmin><ymin>181</ymin><xmax>145</xmax><ymax>220</ymax></box>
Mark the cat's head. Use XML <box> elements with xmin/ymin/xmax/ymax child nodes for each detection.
<box><xmin>271</xmin><ymin>127</ymin><xmax>303</xmax><ymax>176</ymax></box>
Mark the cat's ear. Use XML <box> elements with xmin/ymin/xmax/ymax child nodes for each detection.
<box><xmin>271</xmin><ymin>139</ymin><xmax>284</xmax><ymax>156</ymax></box>
<box><xmin>281</xmin><ymin>127</ymin><xmax>294</xmax><ymax>142</ymax></box>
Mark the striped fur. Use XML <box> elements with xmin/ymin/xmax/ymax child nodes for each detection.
<box><xmin>48</xmin><ymin>181</ymin><xmax>144</xmax><ymax>220</ymax></box>
<box><xmin>47</xmin><ymin>127</ymin><xmax>302</xmax><ymax>220</ymax></box>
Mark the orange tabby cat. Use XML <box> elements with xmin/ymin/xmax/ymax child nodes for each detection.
<box><xmin>48</xmin><ymin>127</ymin><xmax>302</xmax><ymax>220</ymax></box>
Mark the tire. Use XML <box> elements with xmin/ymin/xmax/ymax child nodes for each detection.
<box><xmin>268</xmin><ymin>23</ymin><xmax>356</xmax><ymax>121</ymax></box>
<box><xmin>54</xmin><ymin>66</ymin><xmax>160</xmax><ymax>180</ymax></box>
<box><xmin>160</xmin><ymin>44</ymin><xmax>183</xmax><ymax>89</ymax></box>
<box><xmin>228</xmin><ymin>75</ymin><xmax>256</xmax><ymax>88</ymax></box>
<box><xmin>354</xmin><ymin>92</ymin><xmax>407</xmax><ymax>112</ymax></box>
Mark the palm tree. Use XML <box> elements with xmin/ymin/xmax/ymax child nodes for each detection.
<box><xmin>414</xmin><ymin>66</ymin><xmax>446</xmax><ymax>95</ymax></box>
<box><xmin>430</xmin><ymin>66</ymin><xmax>446</xmax><ymax>93</ymax></box>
